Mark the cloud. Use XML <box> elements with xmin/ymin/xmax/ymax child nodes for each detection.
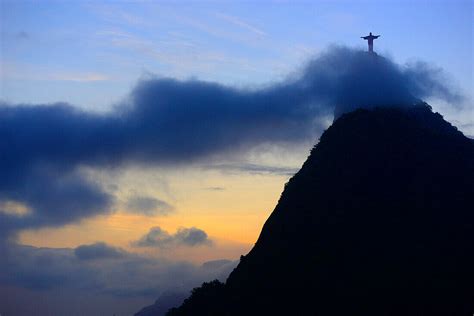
<box><xmin>126</xmin><ymin>195</ymin><xmax>174</xmax><ymax>216</ymax></box>
<box><xmin>201</xmin><ymin>259</ymin><xmax>232</xmax><ymax>270</ymax></box>
<box><xmin>0</xmin><ymin>200</ymin><xmax>32</xmax><ymax>217</ymax></box>
<box><xmin>205</xmin><ymin>162</ymin><xmax>299</xmax><ymax>176</ymax></box>
<box><xmin>0</xmin><ymin>244</ymin><xmax>97</xmax><ymax>290</ymax></box>
<box><xmin>299</xmin><ymin>47</ymin><xmax>461</xmax><ymax>117</ymax></box>
<box><xmin>0</xmin><ymin>168</ymin><xmax>113</xmax><ymax>239</ymax></box>
<box><xmin>74</xmin><ymin>242</ymin><xmax>127</xmax><ymax>260</ymax></box>
<box><xmin>0</xmin><ymin>46</ymin><xmax>462</xmax><ymax>238</ymax></box>
<box><xmin>133</xmin><ymin>226</ymin><xmax>212</xmax><ymax>248</ymax></box>
<box><xmin>1</xmin><ymin>47</ymin><xmax>459</xmax><ymax>170</ymax></box>
<box><xmin>0</xmin><ymin>242</ymin><xmax>236</xmax><ymax>300</ymax></box>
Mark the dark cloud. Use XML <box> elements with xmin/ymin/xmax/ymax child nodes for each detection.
<box><xmin>133</xmin><ymin>226</ymin><xmax>212</xmax><ymax>248</ymax></box>
<box><xmin>1</xmin><ymin>47</ymin><xmax>458</xmax><ymax>171</ymax></box>
<box><xmin>126</xmin><ymin>195</ymin><xmax>174</xmax><ymax>216</ymax></box>
<box><xmin>0</xmin><ymin>46</ymin><xmax>461</xmax><ymax>237</ymax></box>
<box><xmin>0</xmin><ymin>169</ymin><xmax>113</xmax><ymax>239</ymax></box>
<box><xmin>74</xmin><ymin>242</ymin><xmax>127</xmax><ymax>260</ymax></box>
<box><xmin>174</xmin><ymin>227</ymin><xmax>212</xmax><ymax>246</ymax></box>
<box><xmin>300</xmin><ymin>48</ymin><xmax>461</xmax><ymax>117</ymax></box>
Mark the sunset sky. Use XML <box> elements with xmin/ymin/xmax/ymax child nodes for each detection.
<box><xmin>1</xmin><ymin>0</ymin><xmax>472</xmax><ymax>315</ymax></box>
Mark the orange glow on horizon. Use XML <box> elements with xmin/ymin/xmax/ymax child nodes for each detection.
<box><xmin>19</xmin><ymin>167</ymin><xmax>292</xmax><ymax>263</ymax></box>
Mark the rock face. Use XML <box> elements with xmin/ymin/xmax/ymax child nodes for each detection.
<box><xmin>168</xmin><ymin>104</ymin><xmax>474</xmax><ymax>315</ymax></box>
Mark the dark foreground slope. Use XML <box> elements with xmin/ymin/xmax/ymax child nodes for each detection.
<box><xmin>168</xmin><ymin>104</ymin><xmax>474</xmax><ymax>315</ymax></box>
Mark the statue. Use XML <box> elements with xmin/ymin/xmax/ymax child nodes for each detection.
<box><xmin>361</xmin><ymin>32</ymin><xmax>380</xmax><ymax>53</ymax></box>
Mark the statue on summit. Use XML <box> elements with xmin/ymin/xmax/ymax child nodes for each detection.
<box><xmin>361</xmin><ymin>32</ymin><xmax>380</xmax><ymax>53</ymax></box>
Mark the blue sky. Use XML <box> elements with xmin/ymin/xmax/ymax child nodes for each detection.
<box><xmin>1</xmin><ymin>0</ymin><xmax>472</xmax><ymax>114</ymax></box>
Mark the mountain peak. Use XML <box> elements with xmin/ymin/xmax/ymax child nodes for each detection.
<box><xmin>167</xmin><ymin>104</ymin><xmax>474</xmax><ymax>315</ymax></box>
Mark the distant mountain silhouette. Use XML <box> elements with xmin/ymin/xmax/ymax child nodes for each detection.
<box><xmin>135</xmin><ymin>291</ymin><xmax>187</xmax><ymax>316</ymax></box>
<box><xmin>164</xmin><ymin>104</ymin><xmax>474</xmax><ymax>315</ymax></box>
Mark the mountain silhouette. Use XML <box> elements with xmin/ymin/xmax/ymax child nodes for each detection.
<box><xmin>135</xmin><ymin>291</ymin><xmax>187</xmax><ymax>316</ymax></box>
<box><xmin>162</xmin><ymin>103</ymin><xmax>474</xmax><ymax>315</ymax></box>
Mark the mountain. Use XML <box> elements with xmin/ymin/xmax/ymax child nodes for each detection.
<box><xmin>165</xmin><ymin>103</ymin><xmax>474</xmax><ymax>315</ymax></box>
<box><xmin>135</xmin><ymin>292</ymin><xmax>187</xmax><ymax>316</ymax></box>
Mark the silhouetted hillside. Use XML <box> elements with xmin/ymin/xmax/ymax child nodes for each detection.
<box><xmin>135</xmin><ymin>292</ymin><xmax>187</xmax><ymax>316</ymax></box>
<box><xmin>166</xmin><ymin>104</ymin><xmax>474</xmax><ymax>315</ymax></box>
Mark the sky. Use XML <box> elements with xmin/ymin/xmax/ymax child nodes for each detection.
<box><xmin>0</xmin><ymin>0</ymin><xmax>473</xmax><ymax>315</ymax></box>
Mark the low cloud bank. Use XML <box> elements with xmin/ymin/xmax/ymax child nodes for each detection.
<box><xmin>0</xmin><ymin>241</ymin><xmax>236</xmax><ymax>299</ymax></box>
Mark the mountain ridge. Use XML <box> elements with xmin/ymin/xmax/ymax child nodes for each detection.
<box><xmin>146</xmin><ymin>103</ymin><xmax>474</xmax><ymax>315</ymax></box>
